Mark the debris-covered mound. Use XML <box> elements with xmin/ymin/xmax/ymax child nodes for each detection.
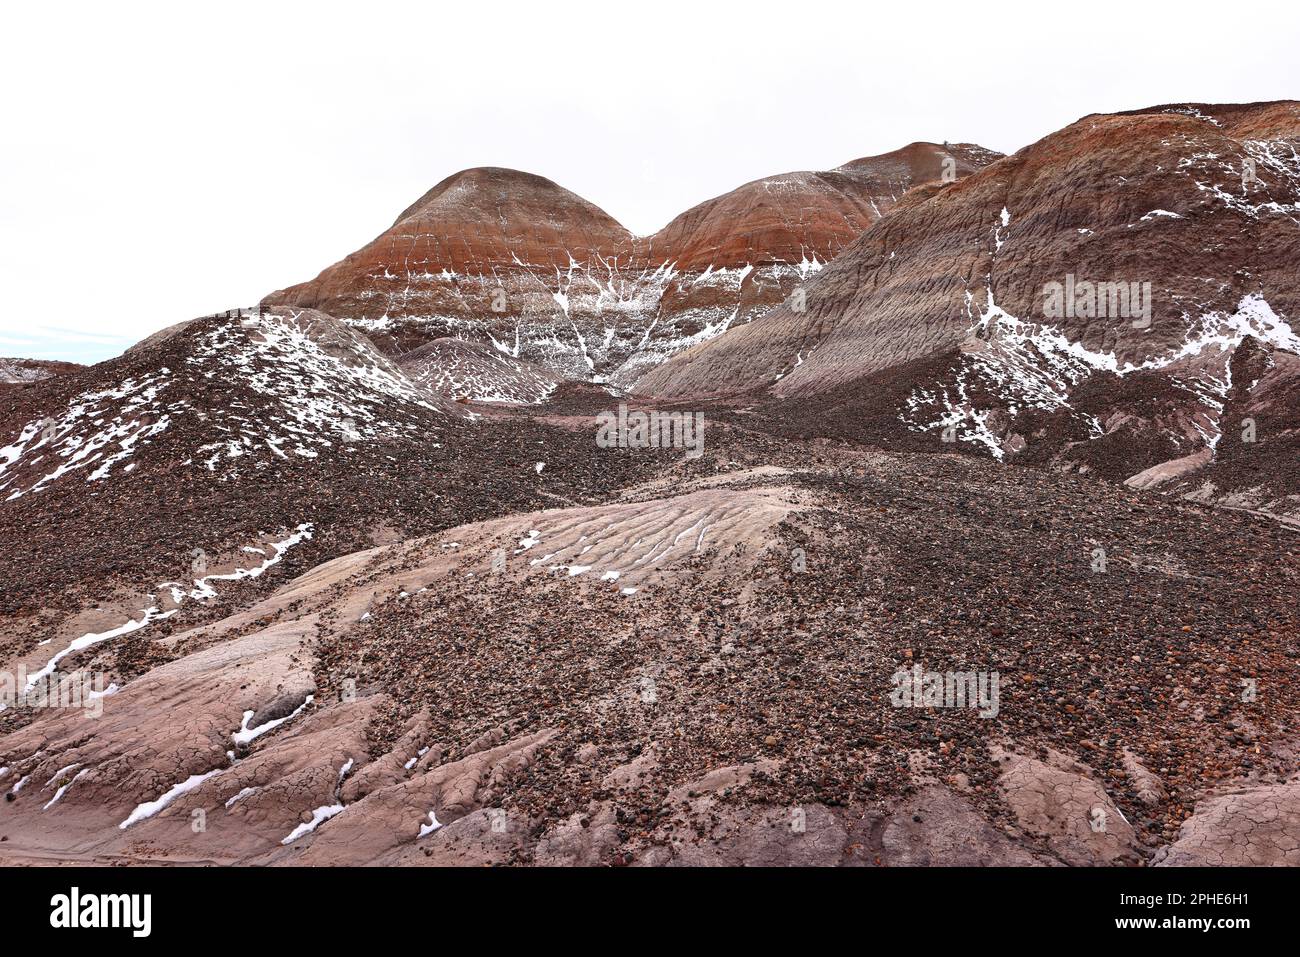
<box><xmin>0</xmin><ymin>308</ymin><xmax>665</xmax><ymax>680</ymax></box>
<box><xmin>0</xmin><ymin>308</ymin><xmax>450</xmax><ymax>504</ymax></box>
<box><xmin>4</xmin><ymin>437</ymin><xmax>1295</xmax><ymax>866</ymax></box>
<box><xmin>398</xmin><ymin>338</ymin><xmax>557</xmax><ymax>404</ymax></box>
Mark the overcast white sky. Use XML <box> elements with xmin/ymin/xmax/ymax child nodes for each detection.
<box><xmin>2</xmin><ymin>0</ymin><xmax>1296</xmax><ymax>363</ymax></box>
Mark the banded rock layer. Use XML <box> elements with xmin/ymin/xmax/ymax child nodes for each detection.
<box><xmin>265</xmin><ymin>144</ymin><xmax>999</xmax><ymax>392</ymax></box>
<box><xmin>639</xmin><ymin>102</ymin><xmax>1300</xmax><ymax>519</ymax></box>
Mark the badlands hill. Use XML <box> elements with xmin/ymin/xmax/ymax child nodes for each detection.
<box><xmin>265</xmin><ymin>143</ymin><xmax>999</xmax><ymax>390</ymax></box>
<box><xmin>1</xmin><ymin>110</ymin><xmax>1297</xmax><ymax>867</ymax></box>
<box><xmin>639</xmin><ymin>101</ymin><xmax>1300</xmax><ymax>522</ymax></box>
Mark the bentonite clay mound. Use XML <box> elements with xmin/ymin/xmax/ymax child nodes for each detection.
<box><xmin>4</xmin><ymin>431</ymin><xmax>1296</xmax><ymax>867</ymax></box>
<box><xmin>263</xmin><ymin>144</ymin><xmax>1000</xmax><ymax>388</ymax></box>
<box><xmin>637</xmin><ymin>101</ymin><xmax>1300</xmax><ymax>523</ymax></box>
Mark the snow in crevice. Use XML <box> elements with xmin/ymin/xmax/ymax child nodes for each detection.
<box><xmin>971</xmin><ymin>290</ymin><xmax>1299</xmax><ymax>380</ymax></box>
<box><xmin>24</xmin><ymin>606</ymin><xmax>178</xmax><ymax>695</ymax></box>
<box><xmin>162</xmin><ymin>523</ymin><xmax>313</xmax><ymax>603</ymax></box>
<box><xmin>1164</xmin><ymin>106</ymin><xmax>1224</xmax><ymax>128</ymax></box>
<box><xmin>796</xmin><ymin>251</ymin><xmax>824</xmax><ymax>280</ymax></box>
<box><xmin>23</xmin><ymin>524</ymin><xmax>314</xmax><ymax>695</ymax></box>
<box><xmin>277</xmin><ymin>756</ymin><xmax>357</xmax><ymax>844</ymax></box>
<box><xmin>43</xmin><ymin>768</ymin><xmax>90</xmax><ymax>810</ymax></box>
<box><xmin>280</xmin><ymin>804</ymin><xmax>345</xmax><ymax>844</ymax></box>
<box><xmin>404</xmin><ymin>746</ymin><xmax>430</xmax><ymax>771</ymax></box>
<box><xmin>992</xmin><ymin>209</ymin><xmax>1011</xmax><ymax>253</ymax></box>
<box><xmin>232</xmin><ymin>694</ymin><xmax>314</xmax><ymax>747</ymax></box>
<box><xmin>224</xmin><ymin>786</ymin><xmax>258</xmax><ymax>809</ymax></box>
<box><xmin>120</xmin><ymin>768</ymin><xmax>223</xmax><ymax>829</ymax></box>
